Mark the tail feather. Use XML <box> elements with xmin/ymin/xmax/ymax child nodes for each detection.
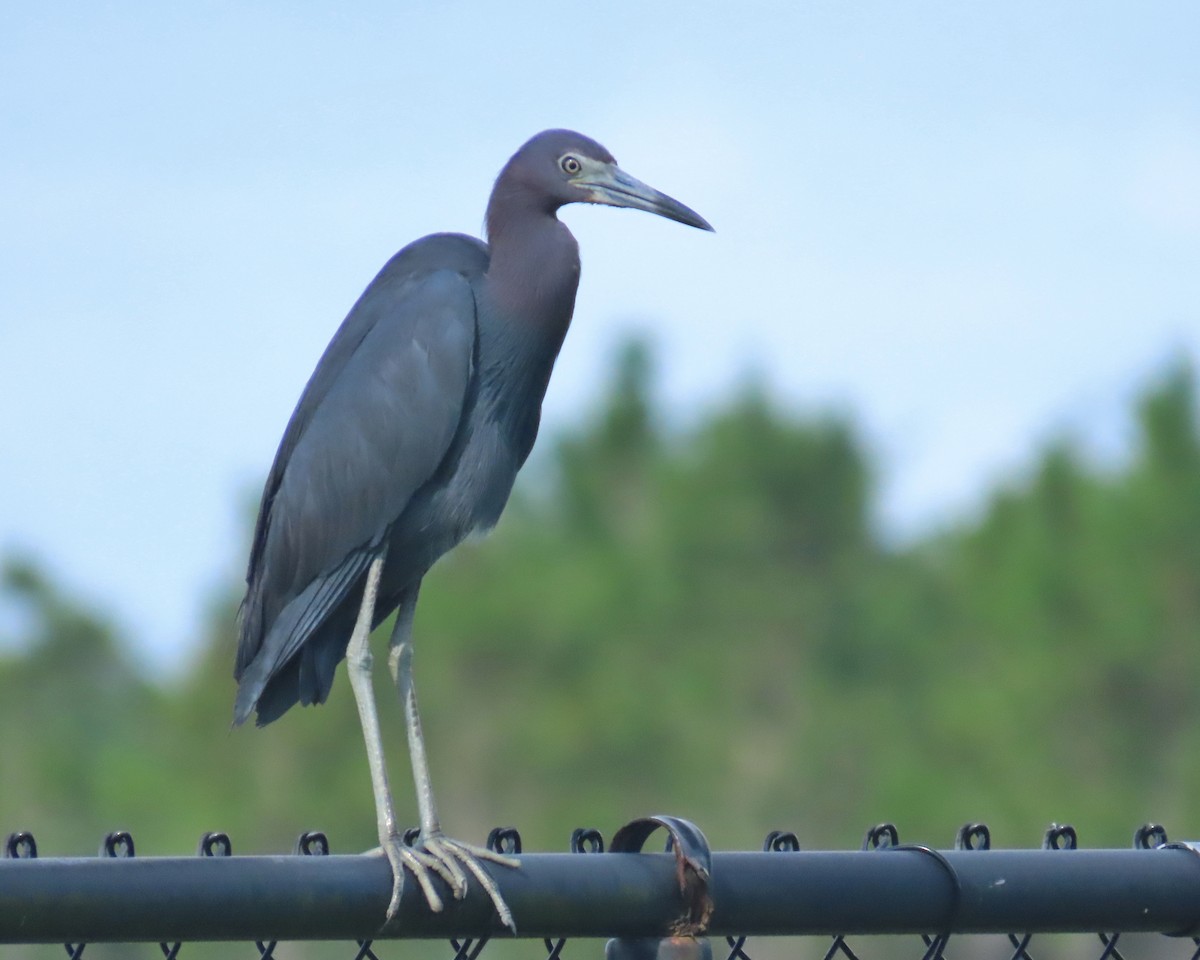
<box><xmin>232</xmin><ymin>550</ymin><xmax>375</xmax><ymax>726</ymax></box>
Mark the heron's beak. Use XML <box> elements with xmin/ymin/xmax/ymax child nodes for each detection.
<box><xmin>579</xmin><ymin>166</ymin><xmax>714</xmax><ymax>232</ymax></box>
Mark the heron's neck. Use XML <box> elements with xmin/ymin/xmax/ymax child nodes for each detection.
<box><xmin>485</xmin><ymin>204</ymin><xmax>581</xmax><ymax>343</ymax></box>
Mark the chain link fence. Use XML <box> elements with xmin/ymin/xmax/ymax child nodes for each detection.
<box><xmin>5</xmin><ymin>817</ymin><xmax>1200</xmax><ymax>960</ymax></box>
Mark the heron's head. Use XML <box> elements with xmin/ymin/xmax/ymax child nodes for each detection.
<box><xmin>493</xmin><ymin>129</ymin><xmax>713</xmax><ymax>232</ymax></box>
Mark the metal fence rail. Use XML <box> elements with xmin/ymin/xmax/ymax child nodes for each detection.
<box><xmin>5</xmin><ymin>819</ymin><xmax>1200</xmax><ymax>955</ymax></box>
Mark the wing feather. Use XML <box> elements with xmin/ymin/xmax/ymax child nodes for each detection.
<box><xmin>234</xmin><ymin>238</ymin><xmax>485</xmax><ymax>721</ymax></box>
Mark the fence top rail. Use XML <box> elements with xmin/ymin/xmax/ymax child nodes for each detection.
<box><xmin>6</xmin><ymin>844</ymin><xmax>1200</xmax><ymax>943</ymax></box>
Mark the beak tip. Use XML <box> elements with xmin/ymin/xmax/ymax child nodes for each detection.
<box><xmin>587</xmin><ymin>166</ymin><xmax>715</xmax><ymax>235</ymax></box>
<box><xmin>675</xmin><ymin>206</ymin><xmax>714</xmax><ymax>233</ymax></box>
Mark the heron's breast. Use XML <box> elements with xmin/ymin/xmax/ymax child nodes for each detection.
<box><xmin>388</xmin><ymin>417</ymin><xmax>520</xmax><ymax>573</ymax></box>
<box><xmin>446</xmin><ymin>419</ymin><xmax>522</xmax><ymax>533</ymax></box>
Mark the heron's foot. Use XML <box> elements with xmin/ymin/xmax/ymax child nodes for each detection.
<box><xmin>375</xmin><ymin>832</ymin><xmax>519</xmax><ymax>930</ymax></box>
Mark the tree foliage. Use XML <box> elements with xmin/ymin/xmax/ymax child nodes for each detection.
<box><xmin>4</xmin><ymin>346</ymin><xmax>1199</xmax><ymax>873</ymax></box>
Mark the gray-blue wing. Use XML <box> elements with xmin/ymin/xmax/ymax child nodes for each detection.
<box><xmin>233</xmin><ymin>262</ymin><xmax>478</xmax><ymax>723</ymax></box>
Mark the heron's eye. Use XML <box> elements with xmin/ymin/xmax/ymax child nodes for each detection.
<box><xmin>560</xmin><ymin>155</ymin><xmax>582</xmax><ymax>176</ymax></box>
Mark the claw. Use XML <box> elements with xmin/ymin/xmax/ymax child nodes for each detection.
<box><xmin>375</xmin><ymin>833</ymin><xmax>519</xmax><ymax>930</ymax></box>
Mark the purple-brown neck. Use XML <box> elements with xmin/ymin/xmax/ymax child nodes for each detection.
<box><xmin>484</xmin><ymin>178</ymin><xmax>581</xmax><ymax>340</ymax></box>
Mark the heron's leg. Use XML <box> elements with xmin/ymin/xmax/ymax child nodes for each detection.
<box><xmin>386</xmin><ymin>587</ymin><xmax>437</xmax><ymax>833</ymax></box>
<box><xmin>346</xmin><ymin>556</ymin><xmax>461</xmax><ymax>922</ymax></box>
<box><xmin>345</xmin><ymin>553</ymin><xmax>396</xmax><ymax>846</ymax></box>
<box><xmin>386</xmin><ymin>582</ymin><xmax>519</xmax><ymax>931</ymax></box>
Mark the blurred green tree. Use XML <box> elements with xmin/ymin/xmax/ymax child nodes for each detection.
<box><xmin>4</xmin><ymin>342</ymin><xmax>1199</xmax><ymax>870</ymax></box>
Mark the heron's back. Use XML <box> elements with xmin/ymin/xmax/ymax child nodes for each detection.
<box><xmin>235</xmin><ymin>233</ymin><xmax>490</xmax><ymax>724</ymax></box>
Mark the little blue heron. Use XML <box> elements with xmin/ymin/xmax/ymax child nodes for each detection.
<box><xmin>233</xmin><ymin>129</ymin><xmax>712</xmax><ymax>928</ymax></box>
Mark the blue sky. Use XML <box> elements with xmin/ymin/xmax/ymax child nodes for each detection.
<box><xmin>1</xmin><ymin>2</ymin><xmax>1197</xmax><ymax>671</ymax></box>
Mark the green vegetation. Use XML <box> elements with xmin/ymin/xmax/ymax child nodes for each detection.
<box><xmin>4</xmin><ymin>343</ymin><xmax>1199</xmax><ymax>870</ymax></box>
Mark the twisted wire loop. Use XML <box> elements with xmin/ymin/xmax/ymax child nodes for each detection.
<box><xmin>445</xmin><ymin>826</ymin><xmax>524</xmax><ymax>960</ymax></box>
<box><xmin>350</xmin><ymin>941</ymin><xmax>380</xmax><ymax>960</ymax></box>
<box><xmin>56</xmin><ymin>831</ymin><xmax>163</xmax><ymax>960</ymax></box>
<box><xmin>198</xmin><ymin>832</ymin><xmax>232</xmax><ymax>858</ymax></box>
<box><xmin>862</xmin><ymin>823</ymin><xmax>899</xmax><ymax>851</ymax></box>
<box><xmin>91</xmin><ymin>831</ymin><xmax>143</xmax><ymax>959</ymax></box>
<box><xmin>540</xmin><ymin>826</ymin><xmax>607</xmax><ymax>960</ymax></box>
<box><xmin>1007</xmin><ymin>932</ymin><xmax>1036</xmax><ymax>960</ymax></box>
<box><xmin>488</xmin><ymin>826</ymin><xmax>522</xmax><ymax>856</ymax></box>
<box><xmin>295</xmin><ymin>833</ymin><xmax>381</xmax><ymax>960</ymax></box>
<box><xmin>724</xmin><ymin>935</ymin><xmax>752</xmax><ymax>960</ymax></box>
<box><xmin>955</xmin><ymin>826</ymin><xmax>1034</xmax><ymax>960</ymax></box>
<box><xmin>194</xmin><ymin>832</ymin><xmax>231</xmax><ymax>958</ymax></box>
<box><xmin>162</xmin><ymin>833</ymin><xmax>234</xmax><ymax>960</ymax></box>
<box><xmin>450</xmin><ymin>936</ymin><xmax>489</xmax><ymax>960</ymax></box>
<box><xmin>4</xmin><ymin>831</ymin><xmax>38</xmax><ymax>859</ymax></box>
<box><xmin>1135</xmin><ymin>824</ymin><xmax>1168</xmax><ymax>850</ymax></box>
<box><xmin>821</xmin><ymin>936</ymin><xmax>863</xmax><ymax>960</ymax></box>
<box><xmin>723</xmin><ymin>830</ymin><xmax>802</xmax><ymax>960</ymax></box>
<box><xmin>1040</xmin><ymin>825</ymin><xmax>1126</xmax><ymax>960</ymax></box>
<box><xmin>762</xmin><ymin>830</ymin><xmax>800</xmax><ymax>853</ymax></box>
<box><xmin>2</xmin><ymin>834</ymin><xmax>83</xmax><ymax>960</ymax></box>
<box><xmin>100</xmin><ymin>830</ymin><xmax>135</xmax><ymax>859</ymax></box>
<box><xmin>1039</xmin><ymin>818</ymin><xmax>1082</xmax><ymax>957</ymax></box>
<box><xmin>1006</xmin><ymin>822</ymin><xmax>1102</xmax><ymax>960</ymax></box>
<box><xmin>950</xmin><ymin>824</ymin><xmax>1036</xmax><ymax>960</ymax></box>
<box><xmin>955</xmin><ymin>823</ymin><xmax>990</xmax><ymax>851</ymax></box>
<box><xmin>869</xmin><ymin>824</ymin><xmax>961</xmax><ymax>960</ymax></box>
<box><xmin>1097</xmin><ymin>932</ymin><xmax>1126</xmax><ymax>960</ymax></box>
<box><xmin>824</xmin><ymin>825</ymin><xmax>905</xmax><ymax>960</ymax></box>
<box><xmin>1093</xmin><ymin>822</ymin><xmax>1126</xmax><ymax>960</ymax></box>
<box><xmin>570</xmin><ymin>827</ymin><xmax>605</xmax><ymax>855</ymax></box>
<box><xmin>296</xmin><ymin>830</ymin><xmax>330</xmax><ymax>857</ymax></box>
<box><xmin>1042</xmin><ymin>824</ymin><xmax>1077</xmax><ymax>851</ymax></box>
